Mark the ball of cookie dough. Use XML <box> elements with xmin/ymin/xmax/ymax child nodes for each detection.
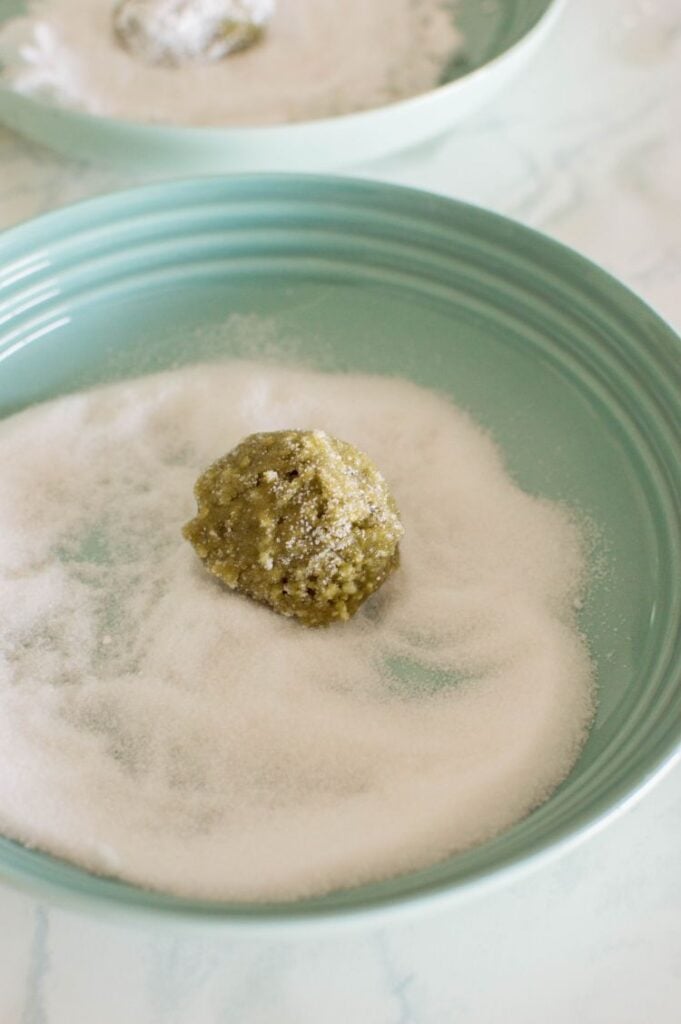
<box><xmin>183</xmin><ymin>430</ymin><xmax>403</xmax><ymax>626</ymax></box>
<box><xmin>113</xmin><ymin>0</ymin><xmax>275</xmax><ymax>66</ymax></box>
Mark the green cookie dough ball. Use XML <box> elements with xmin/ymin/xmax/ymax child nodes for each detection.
<box><xmin>113</xmin><ymin>0</ymin><xmax>273</xmax><ymax>66</ymax></box>
<box><xmin>183</xmin><ymin>430</ymin><xmax>403</xmax><ymax>626</ymax></box>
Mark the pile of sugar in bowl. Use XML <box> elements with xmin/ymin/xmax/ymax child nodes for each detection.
<box><xmin>0</xmin><ymin>0</ymin><xmax>463</xmax><ymax>126</ymax></box>
<box><xmin>0</xmin><ymin>359</ymin><xmax>595</xmax><ymax>901</ymax></box>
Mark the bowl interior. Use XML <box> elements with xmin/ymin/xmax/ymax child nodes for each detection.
<box><xmin>439</xmin><ymin>0</ymin><xmax>556</xmax><ymax>84</ymax></box>
<box><xmin>0</xmin><ymin>176</ymin><xmax>679</xmax><ymax>923</ymax></box>
<box><xmin>0</xmin><ymin>0</ymin><xmax>555</xmax><ymax>89</ymax></box>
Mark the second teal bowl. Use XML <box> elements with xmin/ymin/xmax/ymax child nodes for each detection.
<box><xmin>0</xmin><ymin>0</ymin><xmax>561</xmax><ymax>170</ymax></box>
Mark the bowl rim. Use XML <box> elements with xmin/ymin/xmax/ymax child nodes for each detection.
<box><xmin>0</xmin><ymin>171</ymin><xmax>680</xmax><ymax>930</ymax></box>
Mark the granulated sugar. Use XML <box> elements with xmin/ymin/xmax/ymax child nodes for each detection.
<box><xmin>0</xmin><ymin>360</ymin><xmax>595</xmax><ymax>902</ymax></box>
<box><xmin>0</xmin><ymin>0</ymin><xmax>462</xmax><ymax>126</ymax></box>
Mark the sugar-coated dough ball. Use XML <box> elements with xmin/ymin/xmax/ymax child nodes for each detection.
<box><xmin>183</xmin><ymin>429</ymin><xmax>403</xmax><ymax>626</ymax></box>
<box><xmin>113</xmin><ymin>0</ymin><xmax>275</xmax><ymax>65</ymax></box>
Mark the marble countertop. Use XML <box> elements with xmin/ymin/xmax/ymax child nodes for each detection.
<box><xmin>1</xmin><ymin>0</ymin><xmax>680</xmax><ymax>1020</ymax></box>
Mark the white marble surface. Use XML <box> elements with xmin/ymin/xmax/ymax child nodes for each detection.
<box><xmin>0</xmin><ymin>0</ymin><xmax>680</xmax><ymax>1020</ymax></box>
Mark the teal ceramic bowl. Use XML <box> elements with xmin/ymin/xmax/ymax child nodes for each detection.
<box><xmin>0</xmin><ymin>0</ymin><xmax>561</xmax><ymax>171</ymax></box>
<box><xmin>0</xmin><ymin>176</ymin><xmax>680</xmax><ymax>926</ymax></box>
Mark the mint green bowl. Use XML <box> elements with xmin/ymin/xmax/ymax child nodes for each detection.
<box><xmin>0</xmin><ymin>0</ymin><xmax>561</xmax><ymax>171</ymax></box>
<box><xmin>0</xmin><ymin>176</ymin><xmax>679</xmax><ymax>927</ymax></box>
